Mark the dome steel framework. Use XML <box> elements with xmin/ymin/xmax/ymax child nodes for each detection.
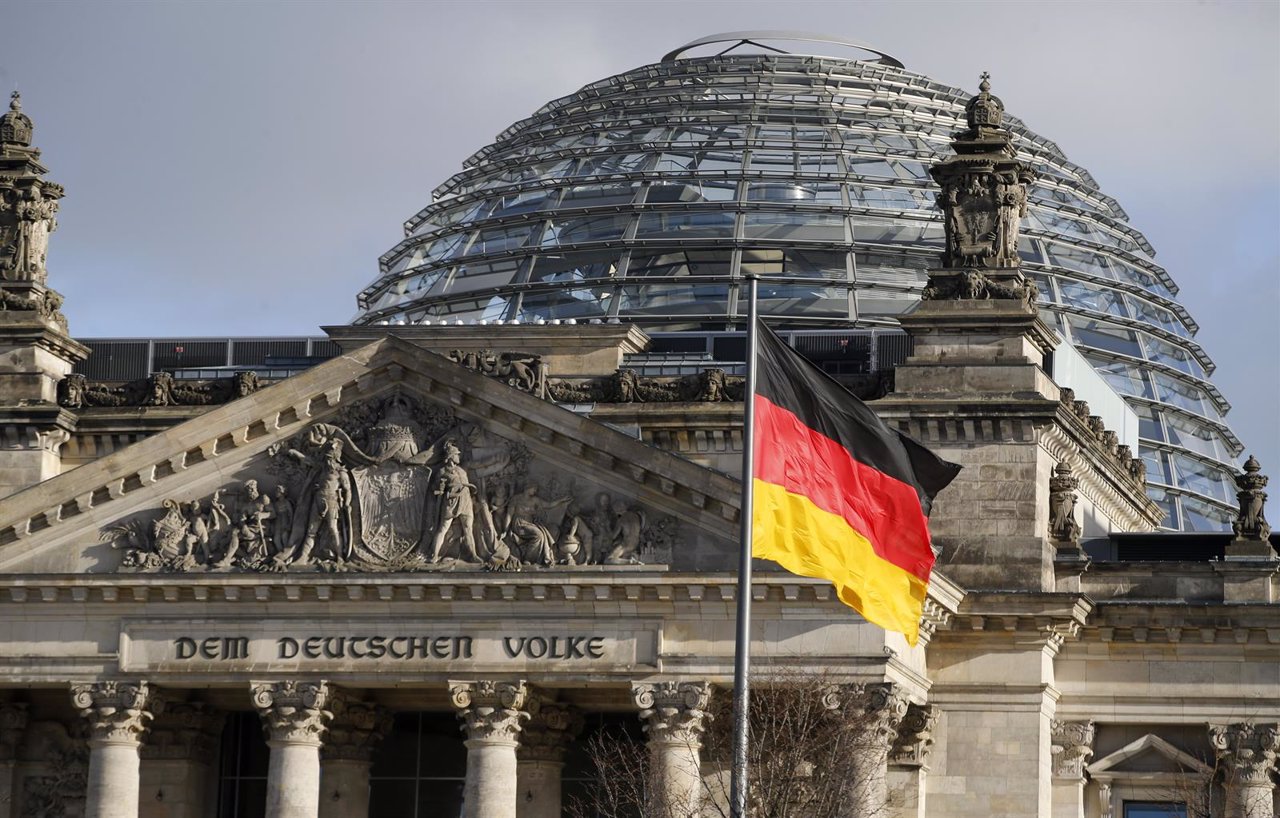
<box><xmin>352</xmin><ymin>48</ymin><xmax>1243</xmax><ymax>531</ymax></box>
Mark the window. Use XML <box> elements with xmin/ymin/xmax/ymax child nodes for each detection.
<box><xmin>217</xmin><ymin>713</ymin><xmax>270</xmax><ymax>818</ymax></box>
<box><xmin>1123</xmin><ymin>802</ymin><xmax>1187</xmax><ymax>818</ymax></box>
<box><xmin>368</xmin><ymin>712</ymin><xmax>467</xmax><ymax>818</ymax></box>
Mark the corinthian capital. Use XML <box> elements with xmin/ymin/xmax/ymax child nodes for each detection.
<box><xmin>822</xmin><ymin>682</ymin><xmax>910</xmax><ymax>752</ymax></box>
<box><xmin>323</xmin><ymin>689</ymin><xmax>393</xmax><ymax>762</ymax></box>
<box><xmin>632</xmin><ymin>681</ymin><xmax>713</xmax><ymax>749</ymax></box>
<box><xmin>449</xmin><ymin>680</ymin><xmax>530</xmax><ymax>744</ymax></box>
<box><xmin>251</xmin><ymin>681</ymin><xmax>332</xmax><ymax>746</ymax></box>
<box><xmin>141</xmin><ymin>702</ymin><xmax>224</xmax><ymax>761</ymax></box>
<box><xmin>71</xmin><ymin>681</ymin><xmax>161</xmax><ymax>745</ymax></box>
<box><xmin>1050</xmin><ymin>720</ymin><xmax>1096</xmax><ymax>780</ymax></box>
<box><xmin>1208</xmin><ymin>722</ymin><xmax>1280</xmax><ymax>786</ymax></box>
<box><xmin>519</xmin><ymin>695</ymin><xmax>584</xmax><ymax>763</ymax></box>
<box><xmin>890</xmin><ymin>703</ymin><xmax>939</xmax><ymax>767</ymax></box>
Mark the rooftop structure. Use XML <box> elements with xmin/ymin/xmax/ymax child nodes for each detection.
<box><xmin>351</xmin><ymin>35</ymin><xmax>1242</xmax><ymax>531</ymax></box>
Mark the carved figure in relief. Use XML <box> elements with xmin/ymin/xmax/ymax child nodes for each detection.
<box><xmin>151</xmin><ymin>500</ymin><xmax>193</xmax><ymax>562</ymax></box>
<box><xmin>605</xmin><ymin>505</ymin><xmax>647</xmax><ymax>564</ymax></box>
<box><xmin>554</xmin><ymin>503</ymin><xmax>590</xmax><ymax>565</ymax></box>
<box><xmin>502</xmin><ymin>484</ymin><xmax>571</xmax><ymax>566</ymax></box>
<box><xmin>428</xmin><ymin>439</ymin><xmax>481</xmax><ymax>563</ymax></box>
<box><xmin>183</xmin><ymin>499</ymin><xmax>215</xmax><ymax>564</ymax></box>
<box><xmin>283</xmin><ymin>426</ymin><xmax>370</xmax><ymax>565</ymax></box>
<box><xmin>272</xmin><ymin>485</ymin><xmax>294</xmax><ymax>556</ymax></box>
<box><xmin>13</xmin><ymin>188</ymin><xmax>57</xmax><ymax>281</ymax></box>
<box><xmin>217</xmin><ymin>480</ymin><xmax>274</xmax><ymax>568</ymax></box>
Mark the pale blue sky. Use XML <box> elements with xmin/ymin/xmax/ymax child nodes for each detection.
<box><xmin>2</xmin><ymin>0</ymin><xmax>1277</xmax><ymax>470</ymax></box>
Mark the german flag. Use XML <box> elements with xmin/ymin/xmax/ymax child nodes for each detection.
<box><xmin>751</xmin><ymin>322</ymin><xmax>961</xmax><ymax>645</ymax></box>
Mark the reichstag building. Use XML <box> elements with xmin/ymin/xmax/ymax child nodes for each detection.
<box><xmin>0</xmin><ymin>32</ymin><xmax>1275</xmax><ymax>818</ymax></box>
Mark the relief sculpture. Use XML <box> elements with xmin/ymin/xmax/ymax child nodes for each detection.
<box><xmin>103</xmin><ymin>392</ymin><xmax>676</xmax><ymax>573</ymax></box>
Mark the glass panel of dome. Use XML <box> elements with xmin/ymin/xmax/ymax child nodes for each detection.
<box><xmin>1170</xmin><ymin>453</ymin><xmax>1232</xmax><ymax>502</ymax></box>
<box><xmin>1125</xmin><ymin>295</ymin><xmax>1191</xmax><ymax>339</ymax></box>
<box><xmin>653</xmin><ymin>151</ymin><xmax>740</xmax><ymax>174</ymax></box>
<box><xmin>1141</xmin><ymin>335</ymin><xmax>1205</xmax><ymax>378</ymax></box>
<box><xmin>855</xmin><ymin>187</ymin><xmax>927</xmax><ymax>210</ymax></box>
<box><xmin>1133</xmin><ymin>404</ymin><xmax>1165</xmax><ymax>442</ymax></box>
<box><xmin>892</xmin><ymin>160</ymin><xmax>930</xmax><ymax>180</ymax></box>
<box><xmin>540</xmin><ymin>214</ymin><xmax>632</xmax><ymax>247</ymax></box>
<box><xmin>618</xmin><ymin>283</ymin><xmax>729</xmax><ymax>316</ymax></box>
<box><xmin>1150</xmin><ymin>371</ymin><xmax>1209</xmax><ymax>416</ymax></box>
<box><xmin>747</xmin><ymin>151</ymin><xmax>840</xmax><ymax>175</ymax></box>
<box><xmin>844</xmin><ymin>157</ymin><xmax>897</xmax><ymax>179</ymax></box>
<box><xmin>635</xmin><ymin>211</ymin><xmax>736</xmax><ymax>239</ymax></box>
<box><xmin>515</xmin><ymin>287</ymin><xmax>612</xmax><ymax>322</ymax></box>
<box><xmin>851</xmin><ymin>218</ymin><xmax>944</xmax><ymax>248</ymax></box>
<box><xmin>626</xmin><ymin>251</ymin><xmax>732</xmax><ymax>278</ymax></box>
<box><xmin>1056</xmin><ymin>279</ymin><xmax>1129</xmax><ymax>317</ymax></box>
<box><xmin>1067</xmin><ymin>317</ymin><xmax>1143</xmax><ymax>357</ymax></box>
<box><xmin>756</xmin><ymin>283</ymin><xmax>850</xmax><ymax>317</ymax></box>
<box><xmin>1082</xmin><ymin>355</ymin><xmax>1153</xmax><ymax>399</ymax></box>
<box><xmin>1018</xmin><ymin>238</ymin><xmax>1043</xmax><ymax>263</ymax></box>
<box><xmin>575</xmin><ymin>153</ymin><xmax>653</xmax><ymax>176</ymax></box>
<box><xmin>746</xmin><ymin>181</ymin><xmax>842</xmax><ymax>203</ymax></box>
<box><xmin>1179</xmin><ymin>496</ymin><xmax>1232</xmax><ymax>532</ymax></box>
<box><xmin>742</xmin><ymin>212</ymin><xmax>847</xmax><ymax>242</ymax></box>
<box><xmin>433</xmin><ymin>258</ymin><xmax>522</xmax><ymax>297</ymax></box>
<box><xmin>1110</xmin><ymin>260</ymin><xmax>1175</xmax><ymax>299</ymax></box>
<box><xmin>560</xmin><ymin>182</ymin><xmax>642</xmax><ymax>209</ymax></box>
<box><xmin>646</xmin><ymin>179</ymin><xmax>737</xmax><ymax>203</ymax></box>
<box><xmin>1139</xmin><ymin>445</ymin><xmax>1173</xmax><ymax>485</ymax></box>
<box><xmin>855</xmin><ymin>290</ymin><xmax>919</xmax><ymax>319</ymax></box>
<box><xmin>739</xmin><ymin>248</ymin><xmax>849</xmax><ymax>280</ymax></box>
<box><xmin>1045</xmin><ymin>244</ymin><xmax>1115</xmax><ymax>279</ymax></box>
<box><xmin>463</xmin><ymin>225</ymin><xmax>536</xmax><ymax>257</ymax></box>
<box><xmin>1037</xmin><ymin>210</ymin><xmax>1097</xmax><ymax>241</ymax></box>
<box><xmin>1164</xmin><ymin>412</ymin><xmax>1229</xmax><ymax>461</ymax></box>
<box><xmin>490</xmin><ymin>189</ymin><xmax>560</xmax><ymax>217</ymax></box>
<box><xmin>1145</xmin><ymin>487</ymin><xmax>1180</xmax><ymax>529</ymax></box>
<box><xmin>528</xmin><ymin>250</ymin><xmax>620</xmax><ymax>286</ymax></box>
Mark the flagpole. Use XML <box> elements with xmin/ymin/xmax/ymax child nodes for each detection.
<box><xmin>730</xmin><ymin>274</ymin><xmax>759</xmax><ymax>818</ymax></box>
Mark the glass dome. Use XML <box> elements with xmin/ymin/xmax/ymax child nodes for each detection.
<box><xmin>352</xmin><ymin>42</ymin><xmax>1243</xmax><ymax>531</ymax></box>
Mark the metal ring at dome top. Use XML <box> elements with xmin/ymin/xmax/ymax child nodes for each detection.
<box><xmin>661</xmin><ymin>31</ymin><xmax>905</xmax><ymax>68</ymax></box>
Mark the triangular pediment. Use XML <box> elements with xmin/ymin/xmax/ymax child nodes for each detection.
<box><xmin>0</xmin><ymin>337</ymin><xmax>742</xmax><ymax>575</ymax></box>
<box><xmin>1087</xmin><ymin>734</ymin><xmax>1213</xmax><ymax>778</ymax></box>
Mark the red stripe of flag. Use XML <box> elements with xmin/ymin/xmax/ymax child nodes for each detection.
<box><xmin>753</xmin><ymin>393</ymin><xmax>936</xmax><ymax>583</ymax></box>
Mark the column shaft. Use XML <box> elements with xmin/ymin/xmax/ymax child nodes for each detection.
<box><xmin>516</xmin><ymin>759</ymin><xmax>563</xmax><ymax>818</ymax></box>
<box><xmin>318</xmin><ymin>759</ymin><xmax>372</xmax><ymax>818</ymax></box>
<box><xmin>465</xmin><ymin>738</ymin><xmax>520</xmax><ymax>817</ymax></box>
<box><xmin>266</xmin><ymin>742</ymin><xmax>323</xmax><ymax>818</ymax></box>
<box><xmin>86</xmin><ymin>743</ymin><xmax>142</xmax><ymax>818</ymax></box>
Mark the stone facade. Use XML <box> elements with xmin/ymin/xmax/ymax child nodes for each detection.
<box><xmin>0</xmin><ymin>80</ymin><xmax>1275</xmax><ymax>818</ymax></box>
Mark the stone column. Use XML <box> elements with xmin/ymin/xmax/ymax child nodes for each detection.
<box><xmin>632</xmin><ymin>681</ymin><xmax>712</xmax><ymax>818</ymax></box>
<box><xmin>1209</xmin><ymin>722</ymin><xmax>1279</xmax><ymax>818</ymax></box>
<box><xmin>318</xmin><ymin>692</ymin><xmax>392</xmax><ymax>818</ymax></box>
<box><xmin>71</xmin><ymin>681</ymin><xmax>162</xmax><ymax>818</ymax></box>
<box><xmin>138</xmin><ymin>702</ymin><xmax>224</xmax><ymax>818</ymax></box>
<box><xmin>516</xmin><ymin>697</ymin><xmax>583</xmax><ymax>818</ymax></box>
<box><xmin>252</xmin><ymin>681</ymin><xmax>332</xmax><ymax>818</ymax></box>
<box><xmin>0</xmin><ymin>704</ymin><xmax>29</xmax><ymax>818</ymax></box>
<box><xmin>450</xmin><ymin>680</ymin><xmax>530</xmax><ymax>818</ymax></box>
<box><xmin>886</xmin><ymin>703</ymin><xmax>937</xmax><ymax>818</ymax></box>
<box><xmin>1049</xmin><ymin>720</ymin><xmax>1095</xmax><ymax>818</ymax></box>
<box><xmin>827</xmin><ymin>683</ymin><xmax>909</xmax><ymax>817</ymax></box>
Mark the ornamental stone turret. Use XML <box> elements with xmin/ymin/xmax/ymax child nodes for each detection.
<box><xmin>884</xmin><ymin>75</ymin><xmax>1162</xmax><ymax>591</ymax></box>
<box><xmin>0</xmin><ymin>91</ymin><xmax>88</xmax><ymax>499</ymax></box>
